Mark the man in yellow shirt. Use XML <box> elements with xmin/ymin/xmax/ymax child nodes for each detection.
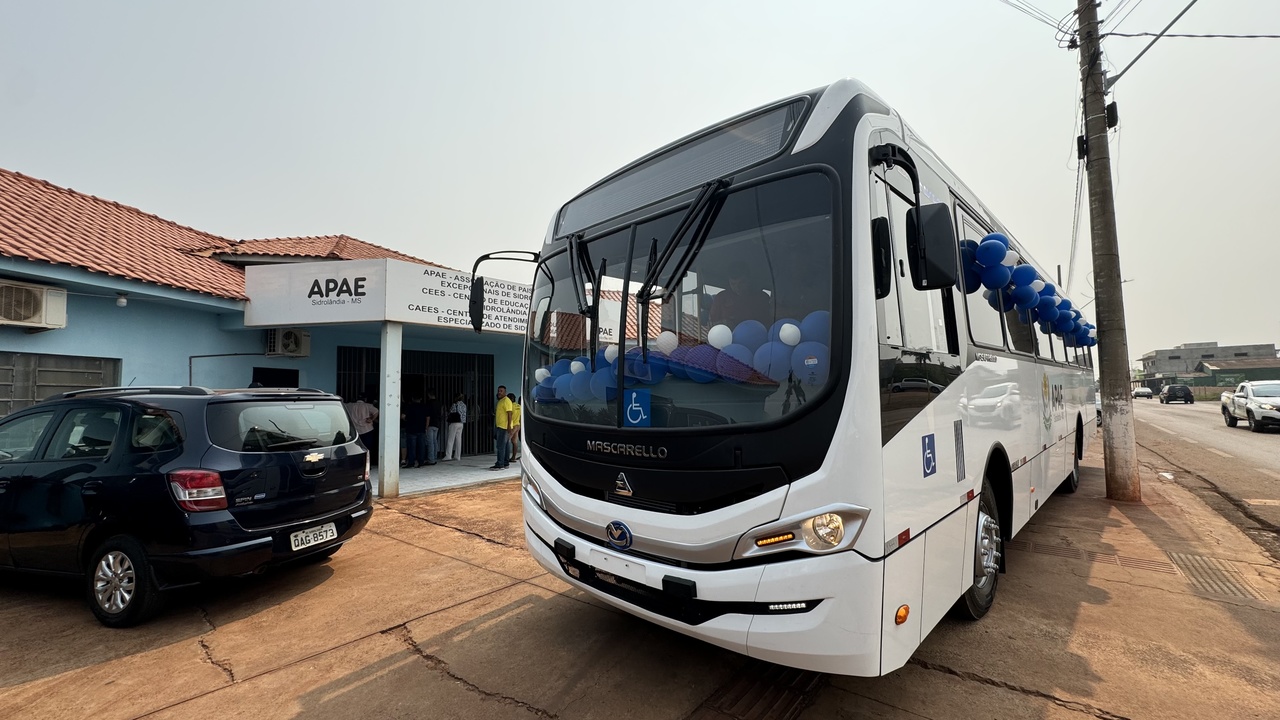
<box><xmin>491</xmin><ymin>385</ymin><xmax>514</xmax><ymax>470</ymax></box>
<box><xmin>507</xmin><ymin>393</ymin><xmax>522</xmax><ymax>462</ymax></box>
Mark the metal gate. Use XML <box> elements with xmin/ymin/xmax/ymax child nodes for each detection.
<box><xmin>336</xmin><ymin>346</ymin><xmax>495</xmax><ymax>456</ymax></box>
<box><xmin>0</xmin><ymin>352</ymin><xmax>121</xmax><ymax>416</ymax></box>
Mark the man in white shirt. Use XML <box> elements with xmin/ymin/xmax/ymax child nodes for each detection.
<box><xmin>345</xmin><ymin>395</ymin><xmax>379</xmax><ymax>464</ymax></box>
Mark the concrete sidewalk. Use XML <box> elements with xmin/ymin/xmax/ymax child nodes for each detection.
<box><xmin>810</xmin><ymin>435</ymin><xmax>1280</xmax><ymax>719</ymax></box>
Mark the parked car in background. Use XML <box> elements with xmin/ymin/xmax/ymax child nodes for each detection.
<box><xmin>1132</xmin><ymin>387</ymin><xmax>1153</xmax><ymax>399</ymax></box>
<box><xmin>1095</xmin><ymin>396</ymin><xmax>1102</xmax><ymax>425</ymax></box>
<box><xmin>1221</xmin><ymin>381</ymin><xmax>1280</xmax><ymax>433</ymax></box>
<box><xmin>889</xmin><ymin>377</ymin><xmax>944</xmax><ymax>394</ymax></box>
<box><xmin>1159</xmin><ymin>384</ymin><xmax>1194</xmax><ymax>404</ymax></box>
<box><xmin>0</xmin><ymin>386</ymin><xmax>373</xmax><ymax>627</ymax></box>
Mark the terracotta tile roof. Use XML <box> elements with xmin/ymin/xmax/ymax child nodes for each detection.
<box><xmin>0</xmin><ymin>167</ymin><xmax>443</xmax><ymax>300</ymax></box>
<box><xmin>205</xmin><ymin>235</ymin><xmax>442</xmax><ymax>268</ymax></box>
<box><xmin>0</xmin><ymin>168</ymin><xmax>249</xmax><ymax>299</ymax></box>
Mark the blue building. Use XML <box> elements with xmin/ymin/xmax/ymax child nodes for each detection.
<box><xmin>0</xmin><ymin>168</ymin><xmax>527</xmax><ymax>484</ymax></box>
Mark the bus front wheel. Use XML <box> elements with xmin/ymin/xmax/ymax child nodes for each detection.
<box><xmin>951</xmin><ymin>482</ymin><xmax>1001</xmax><ymax>621</ymax></box>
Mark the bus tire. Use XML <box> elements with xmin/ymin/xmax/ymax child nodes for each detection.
<box><xmin>1058</xmin><ymin>420</ymin><xmax>1082</xmax><ymax>494</ymax></box>
<box><xmin>950</xmin><ymin>482</ymin><xmax>1001</xmax><ymax>621</ymax></box>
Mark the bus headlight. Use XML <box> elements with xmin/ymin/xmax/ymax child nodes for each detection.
<box><xmin>522</xmin><ymin>469</ymin><xmax>544</xmax><ymax>510</ymax></box>
<box><xmin>801</xmin><ymin>513</ymin><xmax>844</xmax><ymax>549</ymax></box>
<box><xmin>735</xmin><ymin>504</ymin><xmax>868</xmax><ymax>559</ymax></box>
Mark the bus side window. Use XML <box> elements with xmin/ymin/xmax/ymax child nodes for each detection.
<box><xmin>1004</xmin><ymin>299</ymin><xmax>1037</xmax><ymax>354</ymax></box>
<box><xmin>870</xmin><ymin>176</ymin><xmax>902</xmax><ymax>347</ymax></box>
<box><xmin>886</xmin><ymin>189</ymin><xmax>947</xmax><ymax>353</ymax></box>
<box><xmin>958</xmin><ymin>214</ymin><xmax>1006</xmax><ymax>349</ymax></box>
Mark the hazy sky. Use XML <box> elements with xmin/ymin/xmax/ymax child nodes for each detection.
<box><xmin>3</xmin><ymin>1</ymin><xmax>1278</xmax><ymax>363</ymax></box>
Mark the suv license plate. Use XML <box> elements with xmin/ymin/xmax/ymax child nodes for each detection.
<box><xmin>290</xmin><ymin>522</ymin><xmax>337</xmax><ymax>551</ymax></box>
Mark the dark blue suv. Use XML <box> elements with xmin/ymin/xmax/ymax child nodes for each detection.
<box><xmin>0</xmin><ymin>386</ymin><xmax>372</xmax><ymax>627</ymax></box>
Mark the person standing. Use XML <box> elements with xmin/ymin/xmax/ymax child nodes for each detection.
<box><xmin>444</xmin><ymin>393</ymin><xmax>467</xmax><ymax>461</ymax></box>
<box><xmin>402</xmin><ymin>395</ymin><xmax>428</xmax><ymax>468</ymax></box>
<box><xmin>507</xmin><ymin>393</ymin><xmax>522</xmax><ymax>462</ymax></box>
<box><xmin>491</xmin><ymin>385</ymin><xmax>513</xmax><ymax>470</ymax></box>
<box><xmin>345</xmin><ymin>395</ymin><xmax>379</xmax><ymax>464</ymax></box>
<box><xmin>424</xmin><ymin>390</ymin><xmax>442</xmax><ymax>465</ymax></box>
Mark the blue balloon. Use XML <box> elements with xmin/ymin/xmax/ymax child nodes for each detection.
<box><xmin>572</xmin><ymin>355</ymin><xmax>590</xmax><ymax>369</ymax></box>
<box><xmin>551</xmin><ymin>358</ymin><xmax>573</xmax><ymax>376</ymax></box>
<box><xmin>800</xmin><ymin>311</ymin><xmax>831</xmax><ymax>344</ymax></box>
<box><xmin>594</xmin><ymin>348</ymin><xmax>609</xmax><ymax>368</ymax></box>
<box><xmin>769</xmin><ymin>318</ymin><xmax>802</xmax><ymax>343</ymax></box>
<box><xmin>1039</xmin><ymin>282</ymin><xmax>1057</xmax><ymax>298</ymax></box>
<box><xmin>982</xmin><ymin>232</ymin><xmax>1010</xmax><ymax>249</ymax></box>
<box><xmin>733</xmin><ymin>320</ymin><xmax>769</xmax><ymax>352</ymax></box>
<box><xmin>753</xmin><ymin>341</ymin><xmax>793</xmax><ymax>383</ymax></box>
<box><xmin>534</xmin><ymin>383</ymin><xmax>557</xmax><ymax>402</ymax></box>
<box><xmin>625</xmin><ymin>349</ymin><xmax>669</xmax><ymax>385</ymax></box>
<box><xmin>1054</xmin><ymin>316</ymin><xmax>1075</xmax><ymax>333</ymax></box>
<box><xmin>1058</xmin><ymin>298</ymin><xmax>1073</xmax><ymax>313</ymax></box>
<box><xmin>1017</xmin><ymin>308</ymin><xmax>1033</xmax><ymax>325</ymax></box>
<box><xmin>1038</xmin><ymin>321</ymin><xmax>1053</xmax><ymax>335</ymax></box>
<box><xmin>589</xmin><ymin>366</ymin><xmax>617</xmax><ymax>401</ymax></box>
<box><xmin>980</xmin><ymin>264</ymin><xmax>1012</xmax><ymax>290</ymax></box>
<box><xmin>684</xmin><ymin>344</ymin><xmax>719</xmax><ymax>383</ymax></box>
<box><xmin>960</xmin><ymin>247</ymin><xmax>977</xmax><ymax>267</ymax></box>
<box><xmin>962</xmin><ymin>267</ymin><xmax>983</xmax><ymax>294</ymax></box>
<box><xmin>987</xmin><ymin>291</ymin><xmax>1005</xmax><ymax>312</ymax></box>
<box><xmin>553</xmin><ymin>373</ymin><xmax>575</xmax><ymax>401</ymax></box>
<box><xmin>715</xmin><ymin>344</ymin><xmax>755</xmax><ymax>383</ymax></box>
<box><xmin>959</xmin><ymin>239</ymin><xmax>980</xmax><ymax>255</ymax></box>
<box><xmin>791</xmin><ymin>342</ymin><xmax>830</xmax><ymax>387</ymax></box>
<box><xmin>1011</xmin><ymin>265</ymin><xmax>1038</xmax><ymax>287</ymax></box>
<box><xmin>975</xmin><ymin>239</ymin><xmax>1007</xmax><ymax>268</ymax></box>
<box><xmin>1012</xmin><ymin>285</ymin><xmax>1039</xmax><ymax>310</ymax></box>
<box><xmin>570</xmin><ymin>369</ymin><xmax>593</xmax><ymax>399</ymax></box>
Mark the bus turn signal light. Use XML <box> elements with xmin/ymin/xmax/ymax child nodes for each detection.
<box><xmin>755</xmin><ymin>532</ymin><xmax>795</xmax><ymax>547</ymax></box>
<box><xmin>895</xmin><ymin>605</ymin><xmax>910</xmax><ymax>625</ymax></box>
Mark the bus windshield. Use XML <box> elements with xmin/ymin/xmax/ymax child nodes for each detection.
<box><xmin>525</xmin><ymin>172</ymin><xmax>837</xmax><ymax>429</ymax></box>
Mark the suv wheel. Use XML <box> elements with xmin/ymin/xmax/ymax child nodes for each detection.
<box><xmin>1249</xmin><ymin>412</ymin><xmax>1264</xmax><ymax>433</ymax></box>
<box><xmin>86</xmin><ymin>536</ymin><xmax>164</xmax><ymax>628</ymax></box>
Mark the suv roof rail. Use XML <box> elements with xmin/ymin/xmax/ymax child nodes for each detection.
<box><xmin>213</xmin><ymin>387</ymin><xmax>332</xmax><ymax>395</ymax></box>
<box><xmin>51</xmin><ymin>386</ymin><xmax>214</xmax><ymax>400</ymax></box>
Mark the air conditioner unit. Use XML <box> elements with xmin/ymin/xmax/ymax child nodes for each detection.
<box><xmin>266</xmin><ymin>328</ymin><xmax>311</xmax><ymax>357</ymax></box>
<box><xmin>0</xmin><ymin>280</ymin><xmax>67</xmax><ymax>330</ymax></box>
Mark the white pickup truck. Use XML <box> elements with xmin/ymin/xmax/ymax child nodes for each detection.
<box><xmin>1221</xmin><ymin>381</ymin><xmax>1280</xmax><ymax>432</ymax></box>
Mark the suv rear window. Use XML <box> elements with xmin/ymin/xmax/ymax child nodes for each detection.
<box><xmin>206</xmin><ymin>401</ymin><xmax>355</xmax><ymax>453</ymax></box>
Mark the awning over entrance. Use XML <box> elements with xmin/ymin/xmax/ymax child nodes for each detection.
<box><xmin>245</xmin><ymin>259</ymin><xmax>531</xmax><ymax>497</ymax></box>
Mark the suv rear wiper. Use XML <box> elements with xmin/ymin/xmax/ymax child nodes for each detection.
<box><xmin>634</xmin><ymin>177</ymin><xmax>730</xmax><ymax>357</ymax></box>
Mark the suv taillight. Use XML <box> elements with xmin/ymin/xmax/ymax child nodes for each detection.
<box><xmin>363</xmin><ymin>453</ymin><xmax>370</xmax><ymax>484</ymax></box>
<box><xmin>169</xmin><ymin>469</ymin><xmax>228</xmax><ymax>512</ymax></box>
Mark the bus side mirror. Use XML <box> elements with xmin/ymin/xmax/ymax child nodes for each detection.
<box><xmin>871</xmin><ymin>217</ymin><xmax>892</xmax><ymax>299</ymax></box>
<box><xmin>468</xmin><ymin>276</ymin><xmax>486</xmax><ymax>333</ymax></box>
<box><xmin>905</xmin><ymin>203</ymin><xmax>958</xmax><ymax>291</ymax></box>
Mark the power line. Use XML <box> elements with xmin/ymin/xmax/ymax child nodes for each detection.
<box><xmin>998</xmin><ymin>0</ymin><xmax>1060</xmax><ymax>29</ymax></box>
<box><xmin>1105</xmin><ymin>32</ymin><xmax>1280</xmax><ymax>39</ymax></box>
<box><xmin>1105</xmin><ymin>0</ymin><xmax>1149</xmax><ymax>32</ymax></box>
<box><xmin>1106</xmin><ymin>0</ymin><xmax>1203</xmax><ymax>90</ymax></box>
<box><xmin>1066</xmin><ymin>144</ymin><xmax>1085</xmax><ymax>293</ymax></box>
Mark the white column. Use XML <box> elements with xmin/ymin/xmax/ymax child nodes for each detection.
<box><xmin>378</xmin><ymin>321</ymin><xmax>403</xmax><ymax>498</ymax></box>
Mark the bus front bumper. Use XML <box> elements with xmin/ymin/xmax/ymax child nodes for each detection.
<box><xmin>523</xmin><ymin>490</ymin><xmax>885</xmax><ymax>677</ymax></box>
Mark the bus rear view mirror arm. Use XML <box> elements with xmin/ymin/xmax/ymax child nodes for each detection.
<box><xmin>468</xmin><ymin>250</ymin><xmax>541</xmax><ymax>334</ymax></box>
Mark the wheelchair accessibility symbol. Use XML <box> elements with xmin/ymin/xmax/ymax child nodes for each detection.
<box><xmin>922</xmin><ymin>433</ymin><xmax>937</xmax><ymax>478</ymax></box>
<box><xmin>624</xmin><ymin>390</ymin><xmax>651</xmax><ymax>427</ymax></box>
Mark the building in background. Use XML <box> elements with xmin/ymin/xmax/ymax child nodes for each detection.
<box><xmin>1135</xmin><ymin>342</ymin><xmax>1279</xmax><ymax>389</ymax></box>
<box><xmin>0</xmin><ymin>167</ymin><xmax>527</xmax><ymax>458</ymax></box>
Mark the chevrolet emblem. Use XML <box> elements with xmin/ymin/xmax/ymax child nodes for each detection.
<box><xmin>303</xmin><ymin>452</ymin><xmax>324</xmax><ymax>463</ymax></box>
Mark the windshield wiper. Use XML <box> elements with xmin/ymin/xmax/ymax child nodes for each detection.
<box><xmin>633</xmin><ymin>177</ymin><xmax>730</xmax><ymax>357</ymax></box>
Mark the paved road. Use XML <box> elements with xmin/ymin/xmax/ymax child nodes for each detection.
<box><xmin>1131</xmin><ymin>397</ymin><xmax>1280</xmax><ymax>556</ymax></box>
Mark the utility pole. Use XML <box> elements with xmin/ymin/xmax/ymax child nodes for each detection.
<box><xmin>1077</xmin><ymin>0</ymin><xmax>1140</xmax><ymax>501</ymax></box>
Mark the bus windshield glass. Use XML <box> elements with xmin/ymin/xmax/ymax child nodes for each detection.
<box><xmin>525</xmin><ymin>172</ymin><xmax>836</xmax><ymax>429</ymax></box>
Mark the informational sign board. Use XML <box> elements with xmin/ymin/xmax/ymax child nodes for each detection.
<box><xmin>245</xmin><ymin>259</ymin><xmax>531</xmax><ymax>335</ymax></box>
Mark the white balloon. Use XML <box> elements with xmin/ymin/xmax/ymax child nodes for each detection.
<box><xmin>1001</xmin><ymin>249</ymin><xmax>1020</xmax><ymax>267</ymax></box>
<box><xmin>1030</xmin><ymin>280</ymin><xmax>1045</xmax><ymax>292</ymax></box>
<box><xmin>570</xmin><ymin>360</ymin><xmax>587</xmax><ymax>374</ymax></box>
<box><xmin>534</xmin><ymin>368</ymin><xmax>551</xmax><ymax>383</ymax></box>
<box><xmin>1052</xmin><ymin>296</ymin><xmax>1062</xmax><ymax>306</ymax></box>
<box><xmin>1088</xmin><ymin>329</ymin><xmax>1097</xmax><ymax>338</ymax></box>
<box><xmin>604</xmin><ymin>344</ymin><xmax>619</xmax><ymax>363</ymax></box>
<box><xmin>655</xmin><ymin>330</ymin><xmax>678</xmax><ymax>355</ymax></box>
<box><xmin>778</xmin><ymin>323</ymin><xmax>802</xmax><ymax>347</ymax></box>
<box><xmin>708</xmin><ymin>324</ymin><xmax>733</xmax><ymax>350</ymax></box>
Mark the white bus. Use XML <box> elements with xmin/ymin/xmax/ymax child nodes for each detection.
<box><xmin>470</xmin><ymin>78</ymin><xmax>1096</xmax><ymax>676</ymax></box>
